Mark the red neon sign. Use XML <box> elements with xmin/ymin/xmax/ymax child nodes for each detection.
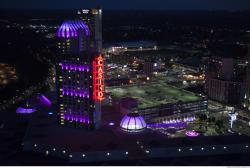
<box><xmin>93</xmin><ymin>55</ymin><xmax>105</xmax><ymax>101</ymax></box>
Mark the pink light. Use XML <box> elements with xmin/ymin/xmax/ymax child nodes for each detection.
<box><xmin>185</xmin><ymin>130</ymin><xmax>200</xmax><ymax>137</ymax></box>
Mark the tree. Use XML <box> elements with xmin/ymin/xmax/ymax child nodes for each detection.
<box><xmin>215</xmin><ymin>120</ymin><xmax>224</xmax><ymax>129</ymax></box>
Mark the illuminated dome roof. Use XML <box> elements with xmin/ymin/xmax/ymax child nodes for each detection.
<box><xmin>57</xmin><ymin>20</ymin><xmax>91</xmax><ymax>38</ymax></box>
<box><xmin>120</xmin><ymin>113</ymin><xmax>146</xmax><ymax>132</ymax></box>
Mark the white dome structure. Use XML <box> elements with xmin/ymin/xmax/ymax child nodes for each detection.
<box><xmin>120</xmin><ymin>113</ymin><xmax>147</xmax><ymax>132</ymax></box>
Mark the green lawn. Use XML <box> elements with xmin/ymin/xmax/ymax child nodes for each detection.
<box><xmin>106</xmin><ymin>81</ymin><xmax>201</xmax><ymax>109</ymax></box>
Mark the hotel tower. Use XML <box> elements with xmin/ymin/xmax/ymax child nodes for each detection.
<box><xmin>56</xmin><ymin>20</ymin><xmax>104</xmax><ymax>129</ymax></box>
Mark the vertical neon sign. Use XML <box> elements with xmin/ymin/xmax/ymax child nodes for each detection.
<box><xmin>93</xmin><ymin>55</ymin><xmax>104</xmax><ymax>101</ymax></box>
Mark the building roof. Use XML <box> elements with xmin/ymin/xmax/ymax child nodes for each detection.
<box><xmin>120</xmin><ymin>113</ymin><xmax>146</xmax><ymax>132</ymax></box>
<box><xmin>57</xmin><ymin>20</ymin><xmax>91</xmax><ymax>38</ymax></box>
<box><xmin>107</xmin><ymin>81</ymin><xmax>202</xmax><ymax>109</ymax></box>
<box><xmin>23</xmin><ymin>103</ymin><xmax>250</xmax><ymax>157</ymax></box>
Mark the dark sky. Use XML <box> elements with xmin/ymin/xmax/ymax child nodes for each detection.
<box><xmin>1</xmin><ymin>0</ymin><xmax>250</xmax><ymax>10</ymax></box>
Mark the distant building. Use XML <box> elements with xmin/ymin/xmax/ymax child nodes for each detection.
<box><xmin>77</xmin><ymin>8</ymin><xmax>102</xmax><ymax>53</ymax></box>
<box><xmin>243</xmin><ymin>45</ymin><xmax>250</xmax><ymax>110</ymax></box>
<box><xmin>143</xmin><ymin>61</ymin><xmax>154</xmax><ymax>76</ymax></box>
<box><xmin>183</xmin><ymin>73</ymin><xmax>205</xmax><ymax>81</ymax></box>
<box><xmin>108</xmin><ymin>53</ymin><xmax>133</xmax><ymax>64</ymax></box>
<box><xmin>207</xmin><ymin>78</ymin><xmax>242</xmax><ymax>104</ymax></box>
<box><xmin>105</xmin><ymin>77</ymin><xmax>131</xmax><ymax>86</ymax></box>
<box><xmin>56</xmin><ymin>20</ymin><xmax>104</xmax><ymax>129</ymax></box>
<box><xmin>105</xmin><ymin>41</ymin><xmax>157</xmax><ymax>54</ymax></box>
<box><xmin>205</xmin><ymin>56</ymin><xmax>244</xmax><ymax>105</ymax></box>
<box><xmin>140</xmin><ymin>100</ymin><xmax>207</xmax><ymax>123</ymax></box>
<box><xmin>173</xmin><ymin>56</ymin><xmax>202</xmax><ymax>73</ymax></box>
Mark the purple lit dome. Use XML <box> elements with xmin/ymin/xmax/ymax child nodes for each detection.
<box><xmin>120</xmin><ymin>113</ymin><xmax>147</xmax><ymax>132</ymax></box>
<box><xmin>57</xmin><ymin>20</ymin><xmax>91</xmax><ymax>38</ymax></box>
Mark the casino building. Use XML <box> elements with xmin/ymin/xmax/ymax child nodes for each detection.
<box><xmin>56</xmin><ymin>20</ymin><xmax>104</xmax><ymax>129</ymax></box>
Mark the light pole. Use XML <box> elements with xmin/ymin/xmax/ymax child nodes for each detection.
<box><xmin>227</xmin><ymin>106</ymin><xmax>237</xmax><ymax>129</ymax></box>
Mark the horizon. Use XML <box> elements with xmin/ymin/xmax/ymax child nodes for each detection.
<box><xmin>1</xmin><ymin>8</ymin><xmax>250</xmax><ymax>12</ymax></box>
<box><xmin>1</xmin><ymin>0</ymin><xmax>250</xmax><ymax>11</ymax></box>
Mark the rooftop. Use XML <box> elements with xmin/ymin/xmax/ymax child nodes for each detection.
<box><xmin>57</xmin><ymin>20</ymin><xmax>91</xmax><ymax>38</ymax></box>
<box><xmin>106</xmin><ymin>81</ymin><xmax>202</xmax><ymax>109</ymax></box>
<box><xmin>23</xmin><ymin>104</ymin><xmax>250</xmax><ymax>162</ymax></box>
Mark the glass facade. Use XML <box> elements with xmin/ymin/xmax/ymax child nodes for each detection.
<box><xmin>139</xmin><ymin>100</ymin><xmax>207</xmax><ymax>123</ymax></box>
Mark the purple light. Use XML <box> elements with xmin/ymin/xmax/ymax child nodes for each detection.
<box><xmin>147</xmin><ymin>122</ymin><xmax>187</xmax><ymax>128</ymax></box>
<box><xmin>185</xmin><ymin>130</ymin><xmax>200</xmax><ymax>137</ymax></box>
<box><xmin>120</xmin><ymin>113</ymin><xmax>146</xmax><ymax>132</ymax></box>
<box><xmin>16</xmin><ymin>107</ymin><xmax>36</xmax><ymax>114</ymax></box>
<box><xmin>57</xmin><ymin>20</ymin><xmax>91</xmax><ymax>38</ymax></box>
<box><xmin>59</xmin><ymin>63</ymin><xmax>90</xmax><ymax>72</ymax></box>
<box><xmin>38</xmin><ymin>95</ymin><xmax>52</xmax><ymax>107</ymax></box>
<box><xmin>109</xmin><ymin>122</ymin><xmax>115</xmax><ymax>126</ymax></box>
<box><xmin>63</xmin><ymin>113</ymin><xmax>90</xmax><ymax>124</ymax></box>
<box><xmin>163</xmin><ymin>116</ymin><xmax>195</xmax><ymax>124</ymax></box>
<box><xmin>62</xmin><ymin>88</ymin><xmax>89</xmax><ymax>98</ymax></box>
<box><xmin>184</xmin><ymin>116</ymin><xmax>196</xmax><ymax>122</ymax></box>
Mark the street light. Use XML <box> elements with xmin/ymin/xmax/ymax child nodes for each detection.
<box><xmin>228</xmin><ymin>112</ymin><xmax>237</xmax><ymax>129</ymax></box>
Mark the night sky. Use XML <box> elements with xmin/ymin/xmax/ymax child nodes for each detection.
<box><xmin>1</xmin><ymin>0</ymin><xmax>250</xmax><ymax>10</ymax></box>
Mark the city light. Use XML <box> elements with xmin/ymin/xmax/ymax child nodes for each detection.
<box><xmin>2</xmin><ymin>5</ymin><xmax>250</xmax><ymax>166</ymax></box>
<box><xmin>185</xmin><ymin>130</ymin><xmax>200</xmax><ymax>137</ymax></box>
<box><xmin>93</xmin><ymin>55</ymin><xmax>105</xmax><ymax>101</ymax></box>
<box><xmin>57</xmin><ymin>20</ymin><xmax>90</xmax><ymax>38</ymax></box>
<box><xmin>59</xmin><ymin>63</ymin><xmax>90</xmax><ymax>72</ymax></box>
<box><xmin>16</xmin><ymin>107</ymin><xmax>36</xmax><ymax>114</ymax></box>
<box><xmin>62</xmin><ymin>88</ymin><xmax>89</xmax><ymax>98</ymax></box>
<box><xmin>38</xmin><ymin>94</ymin><xmax>52</xmax><ymax>107</ymax></box>
<box><xmin>109</xmin><ymin>122</ymin><xmax>115</xmax><ymax>126</ymax></box>
<box><xmin>147</xmin><ymin>122</ymin><xmax>187</xmax><ymax>128</ymax></box>
<box><xmin>48</xmin><ymin>112</ymin><xmax>53</xmax><ymax>115</ymax></box>
<box><xmin>63</xmin><ymin>113</ymin><xmax>90</xmax><ymax>123</ymax></box>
